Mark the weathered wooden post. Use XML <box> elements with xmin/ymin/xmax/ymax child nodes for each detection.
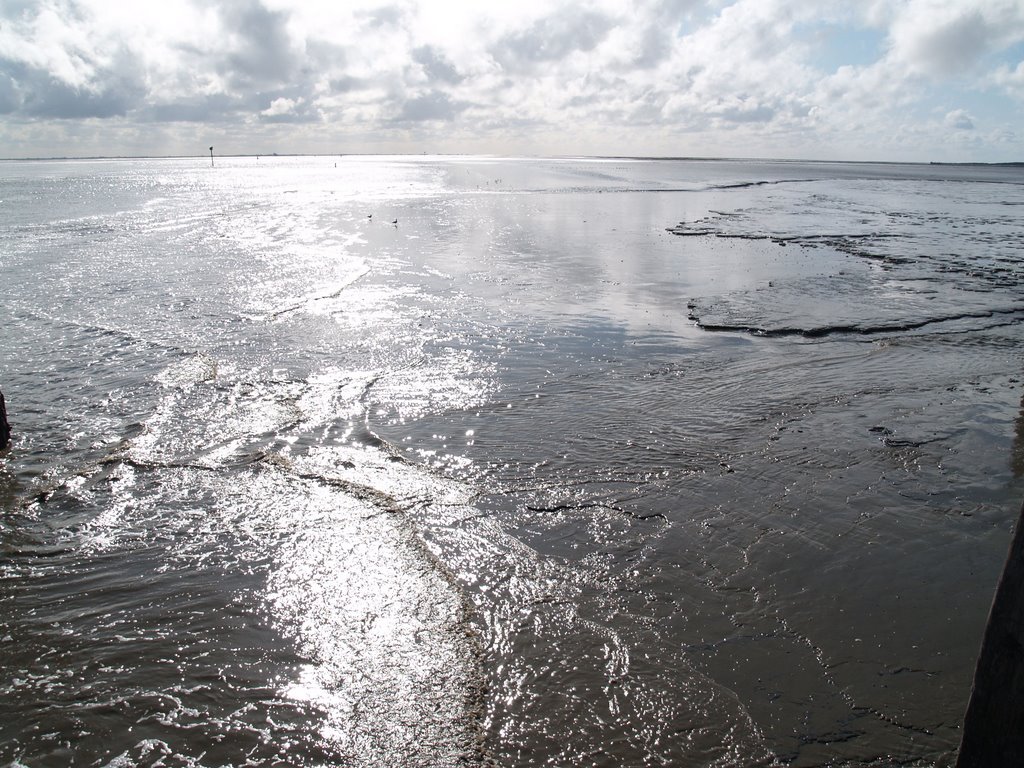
<box><xmin>0</xmin><ymin>390</ymin><xmax>10</xmax><ymax>450</ymax></box>
<box><xmin>956</xmin><ymin>500</ymin><xmax>1024</xmax><ymax>767</ymax></box>
<box><xmin>209</xmin><ymin>146</ymin><xmax>214</xmax><ymax>167</ymax></box>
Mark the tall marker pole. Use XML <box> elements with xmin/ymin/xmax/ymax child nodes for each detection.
<box><xmin>0</xmin><ymin>390</ymin><xmax>10</xmax><ymax>450</ymax></box>
<box><xmin>209</xmin><ymin>146</ymin><xmax>214</xmax><ymax>167</ymax></box>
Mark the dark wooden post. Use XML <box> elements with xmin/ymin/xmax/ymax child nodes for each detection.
<box><xmin>957</xmin><ymin>500</ymin><xmax>1024</xmax><ymax>767</ymax></box>
<box><xmin>0</xmin><ymin>390</ymin><xmax>10</xmax><ymax>450</ymax></box>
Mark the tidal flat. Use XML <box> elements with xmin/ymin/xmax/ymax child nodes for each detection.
<box><xmin>1</xmin><ymin>156</ymin><xmax>1022</xmax><ymax>766</ymax></box>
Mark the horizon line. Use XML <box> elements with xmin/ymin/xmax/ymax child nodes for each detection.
<box><xmin>1</xmin><ymin>152</ymin><xmax>1021</xmax><ymax>167</ymax></box>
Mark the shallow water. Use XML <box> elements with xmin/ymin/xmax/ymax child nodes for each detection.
<box><xmin>1</xmin><ymin>156</ymin><xmax>1022</xmax><ymax>767</ymax></box>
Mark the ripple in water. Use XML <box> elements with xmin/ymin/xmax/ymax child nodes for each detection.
<box><xmin>1</xmin><ymin>157</ymin><xmax>1023</xmax><ymax>767</ymax></box>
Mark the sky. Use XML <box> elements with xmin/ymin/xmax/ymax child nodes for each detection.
<box><xmin>1</xmin><ymin>0</ymin><xmax>1023</xmax><ymax>162</ymax></box>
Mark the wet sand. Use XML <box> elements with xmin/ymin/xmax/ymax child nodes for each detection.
<box><xmin>1</xmin><ymin>156</ymin><xmax>1022</xmax><ymax>766</ymax></box>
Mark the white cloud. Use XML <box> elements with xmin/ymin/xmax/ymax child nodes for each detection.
<box><xmin>945</xmin><ymin>108</ymin><xmax>975</xmax><ymax>130</ymax></box>
<box><xmin>991</xmin><ymin>60</ymin><xmax>1024</xmax><ymax>99</ymax></box>
<box><xmin>0</xmin><ymin>0</ymin><xmax>1022</xmax><ymax>160</ymax></box>
<box><xmin>885</xmin><ymin>0</ymin><xmax>1024</xmax><ymax>78</ymax></box>
<box><xmin>262</xmin><ymin>96</ymin><xmax>298</xmax><ymax>117</ymax></box>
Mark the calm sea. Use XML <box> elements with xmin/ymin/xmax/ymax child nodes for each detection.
<box><xmin>1</xmin><ymin>156</ymin><xmax>1023</xmax><ymax>767</ymax></box>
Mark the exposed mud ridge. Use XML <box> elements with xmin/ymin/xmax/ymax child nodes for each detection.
<box><xmin>686</xmin><ymin>304</ymin><xmax>1024</xmax><ymax>339</ymax></box>
<box><xmin>666</xmin><ymin>223</ymin><xmax>903</xmax><ymax>264</ymax></box>
<box><xmin>667</xmin><ymin>202</ymin><xmax>1024</xmax><ymax>291</ymax></box>
<box><xmin>703</xmin><ymin>178</ymin><xmax>820</xmax><ymax>190</ymax></box>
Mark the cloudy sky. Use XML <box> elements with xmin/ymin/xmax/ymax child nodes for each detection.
<box><xmin>1</xmin><ymin>0</ymin><xmax>1023</xmax><ymax>161</ymax></box>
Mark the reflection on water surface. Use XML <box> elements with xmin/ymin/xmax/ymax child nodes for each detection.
<box><xmin>1</xmin><ymin>156</ymin><xmax>1022</xmax><ymax>766</ymax></box>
